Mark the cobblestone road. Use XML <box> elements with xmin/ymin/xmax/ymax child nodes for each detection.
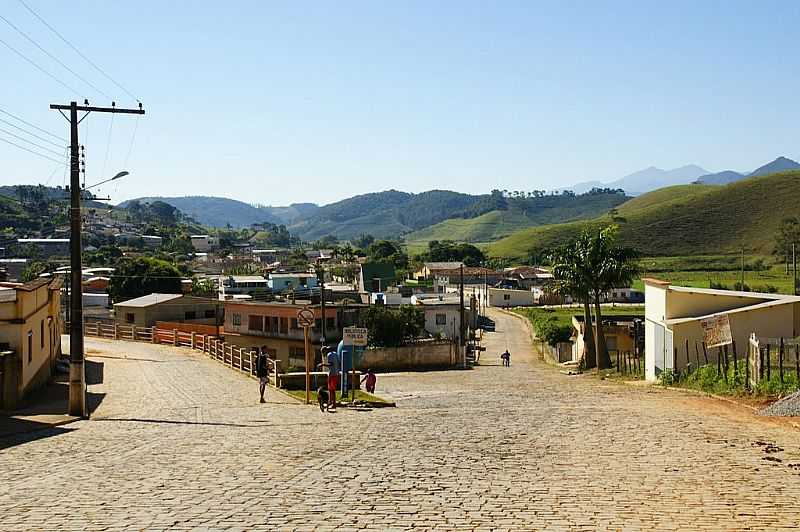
<box><xmin>2</xmin><ymin>309</ymin><xmax>800</xmax><ymax>531</ymax></box>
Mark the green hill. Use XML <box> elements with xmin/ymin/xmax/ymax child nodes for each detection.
<box><xmin>488</xmin><ymin>170</ymin><xmax>800</xmax><ymax>259</ymax></box>
<box><xmin>405</xmin><ymin>190</ymin><xmax>629</xmax><ymax>245</ymax></box>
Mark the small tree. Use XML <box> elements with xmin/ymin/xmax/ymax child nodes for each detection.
<box><xmin>109</xmin><ymin>256</ymin><xmax>183</xmax><ymax>302</ymax></box>
<box><xmin>550</xmin><ymin>243</ymin><xmax>596</xmax><ymax>369</ymax></box>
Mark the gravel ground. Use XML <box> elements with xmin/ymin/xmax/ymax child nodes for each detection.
<box><xmin>761</xmin><ymin>389</ymin><xmax>800</xmax><ymax>416</ymax></box>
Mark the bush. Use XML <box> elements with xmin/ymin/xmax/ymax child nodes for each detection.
<box><xmin>521</xmin><ymin>309</ymin><xmax>573</xmax><ymax>347</ymax></box>
<box><xmin>658</xmin><ymin>368</ymin><xmax>676</xmax><ymax>386</ymax></box>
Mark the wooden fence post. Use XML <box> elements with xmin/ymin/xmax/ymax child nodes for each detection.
<box><xmin>732</xmin><ymin>341</ymin><xmax>738</xmax><ymax>385</ymax></box>
<box><xmin>152</xmin><ymin>328</ymin><xmax>158</xmax><ymax>344</ymax></box>
<box><xmin>766</xmin><ymin>344</ymin><xmax>771</xmax><ymax>382</ymax></box>
<box><xmin>722</xmin><ymin>346</ymin><xmax>729</xmax><ymax>383</ymax></box>
<box><xmin>716</xmin><ymin>347</ymin><xmax>721</xmax><ymax>377</ymax></box>
<box><xmin>702</xmin><ymin>342</ymin><xmax>709</xmax><ymax>365</ymax></box>
<box><xmin>779</xmin><ymin>337</ymin><xmax>785</xmax><ymax>384</ymax></box>
<box><xmin>796</xmin><ymin>344</ymin><xmax>799</xmax><ymax>384</ymax></box>
<box><xmin>114</xmin><ymin>322</ymin><xmax>119</xmax><ymax>340</ymax></box>
<box><xmin>685</xmin><ymin>339</ymin><xmax>691</xmax><ymax>374</ymax></box>
<box><xmin>173</xmin><ymin>329</ymin><xmax>178</xmax><ymax>346</ymax></box>
<box><xmin>745</xmin><ymin>339</ymin><xmax>750</xmax><ymax>391</ymax></box>
<box><xmin>191</xmin><ymin>332</ymin><xmax>196</xmax><ymax>350</ymax></box>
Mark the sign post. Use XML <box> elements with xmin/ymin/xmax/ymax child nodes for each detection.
<box><xmin>297</xmin><ymin>306</ymin><xmax>316</xmax><ymax>404</ymax></box>
<box><xmin>343</xmin><ymin>327</ymin><xmax>368</xmax><ymax>401</ymax></box>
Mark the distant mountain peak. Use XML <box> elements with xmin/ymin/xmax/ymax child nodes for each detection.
<box><xmin>748</xmin><ymin>156</ymin><xmax>800</xmax><ymax>177</ymax></box>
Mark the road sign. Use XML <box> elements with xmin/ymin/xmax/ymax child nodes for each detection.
<box><xmin>700</xmin><ymin>314</ymin><xmax>732</xmax><ymax>348</ymax></box>
<box><xmin>343</xmin><ymin>326</ymin><xmax>368</xmax><ymax>346</ymax></box>
<box><xmin>297</xmin><ymin>307</ymin><xmax>315</xmax><ymax>328</ymax></box>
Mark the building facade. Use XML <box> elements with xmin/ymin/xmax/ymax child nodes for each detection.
<box><xmin>113</xmin><ymin>293</ymin><xmax>221</xmax><ymax>328</ymax></box>
<box><xmin>0</xmin><ymin>278</ymin><xmax>63</xmax><ymax>410</ymax></box>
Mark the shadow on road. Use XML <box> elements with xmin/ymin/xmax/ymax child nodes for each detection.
<box><xmin>93</xmin><ymin>417</ymin><xmax>257</xmax><ymax>428</ymax></box>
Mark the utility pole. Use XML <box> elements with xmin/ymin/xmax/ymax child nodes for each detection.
<box><xmin>50</xmin><ymin>100</ymin><xmax>144</xmax><ymax>417</ymax></box>
<box><xmin>794</xmin><ymin>243</ymin><xmax>797</xmax><ymax>296</ymax></box>
<box><xmin>459</xmin><ymin>264</ymin><xmax>465</xmax><ymax>352</ymax></box>
<box><xmin>318</xmin><ymin>264</ymin><xmax>326</xmax><ymax>346</ymax></box>
<box><xmin>740</xmin><ymin>248</ymin><xmax>745</xmax><ymax>289</ymax></box>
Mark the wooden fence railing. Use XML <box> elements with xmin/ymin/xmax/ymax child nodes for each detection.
<box><xmin>80</xmin><ymin>321</ymin><xmax>280</xmax><ymax>378</ymax></box>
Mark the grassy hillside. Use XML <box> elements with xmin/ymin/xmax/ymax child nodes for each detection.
<box><xmin>489</xmin><ymin>170</ymin><xmax>800</xmax><ymax>259</ymax></box>
<box><xmin>405</xmin><ymin>190</ymin><xmax>629</xmax><ymax>245</ymax></box>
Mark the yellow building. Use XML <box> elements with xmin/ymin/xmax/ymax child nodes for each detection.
<box><xmin>0</xmin><ymin>278</ymin><xmax>63</xmax><ymax>410</ymax></box>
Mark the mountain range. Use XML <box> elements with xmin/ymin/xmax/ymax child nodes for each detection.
<box><xmin>569</xmin><ymin>164</ymin><xmax>709</xmax><ymax>195</ymax></box>
<box><xmin>694</xmin><ymin>156</ymin><xmax>800</xmax><ymax>185</ymax></box>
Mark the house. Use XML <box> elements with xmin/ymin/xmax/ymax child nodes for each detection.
<box><xmin>429</xmin><ymin>266</ymin><xmax>504</xmax><ymax>286</ymax></box>
<box><xmin>504</xmin><ymin>266</ymin><xmax>554</xmax><ymax>290</ymax></box>
<box><xmin>305</xmin><ymin>249</ymin><xmax>333</xmax><ymax>263</ymax></box>
<box><xmin>601</xmin><ymin>287</ymin><xmax>644</xmax><ymax>304</ymax></box>
<box><xmin>222</xmin><ymin>300</ymin><xmax>362</xmax><ymax>370</ymax></box>
<box><xmin>17</xmin><ymin>238</ymin><xmax>70</xmax><ymax>257</ymax></box>
<box><xmin>268</xmin><ymin>273</ymin><xmax>318</xmax><ymax>293</ymax></box>
<box><xmin>0</xmin><ymin>278</ymin><xmax>63</xmax><ymax>410</ymax></box>
<box><xmin>571</xmin><ymin>314</ymin><xmax>643</xmax><ymax>365</ymax></box>
<box><xmin>252</xmin><ymin>249</ymin><xmax>289</xmax><ymax>263</ymax></box>
<box><xmin>113</xmin><ymin>293</ymin><xmax>221</xmax><ymax>328</ymax></box>
<box><xmin>358</xmin><ymin>262</ymin><xmax>397</xmax><ymax>293</ymax></box>
<box><xmin>415</xmin><ymin>262</ymin><xmax>463</xmax><ymax>280</ymax></box>
<box><xmin>190</xmin><ymin>235</ymin><xmax>219</xmax><ymax>252</ymax></box>
<box><xmin>114</xmin><ymin>233</ymin><xmax>163</xmax><ymax>250</ymax></box>
<box><xmin>643</xmin><ymin>279</ymin><xmax>800</xmax><ymax>381</ymax></box>
<box><xmin>412</xmin><ymin>295</ymin><xmax>474</xmax><ymax>342</ymax></box>
<box><xmin>220</xmin><ymin>275</ymin><xmax>270</xmax><ymax>298</ymax></box>
<box><xmin>488</xmin><ymin>287</ymin><xmax>536</xmax><ymax>308</ymax></box>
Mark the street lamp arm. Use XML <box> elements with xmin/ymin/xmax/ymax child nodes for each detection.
<box><xmin>84</xmin><ymin>171</ymin><xmax>129</xmax><ymax>190</ymax></box>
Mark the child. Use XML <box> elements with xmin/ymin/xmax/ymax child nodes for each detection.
<box><xmin>361</xmin><ymin>368</ymin><xmax>377</xmax><ymax>394</ymax></box>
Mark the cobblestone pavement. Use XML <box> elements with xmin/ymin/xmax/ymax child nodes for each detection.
<box><xmin>2</xmin><ymin>309</ymin><xmax>800</xmax><ymax>531</ymax></box>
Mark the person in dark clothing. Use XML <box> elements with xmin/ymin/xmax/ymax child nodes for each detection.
<box><xmin>501</xmin><ymin>349</ymin><xmax>511</xmax><ymax>367</ymax></box>
<box><xmin>256</xmin><ymin>347</ymin><xmax>270</xmax><ymax>403</ymax></box>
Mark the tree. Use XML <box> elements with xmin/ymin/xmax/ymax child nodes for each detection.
<box><xmin>109</xmin><ymin>257</ymin><xmax>183</xmax><ymax>302</ymax></box>
<box><xmin>359</xmin><ymin>305</ymin><xmax>424</xmax><ymax>347</ymax></box>
<box><xmin>352</xmin><ymin>233</ymin><xmax>375</xmax><ymax>249</ymax></box>
<box><xmin>421</xmin><ymin>240</ymin><xmax>486</xmax><ymax>267</ymax></box>
<box><xmin>550</xmin><ymin>244</ymin><xmax>596</xmax><ymax>369</ymax></box>
<box><xmin>21</xmin><ymin>261</ymin><xmax>49</xmax><ymax>282</ymax></box>
<box><xmin>774</xmin><ymin>216</ymin><xmax>800</xmax><ymax>261</ymax></box>
<box><xmin>577</xmin><ymin>226</ymin><xmax>640</xmax><ymax>370</ymax></box>
<box><xmin>367</xmin><ymin>240</ymin><xmax>409</xmax><ymax>272</ymax></box>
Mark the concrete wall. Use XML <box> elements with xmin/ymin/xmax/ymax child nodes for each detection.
<box><xmin>355</xmin><ymin>341</ymin><xmax>456</xmax><ymax>371</ymax></box>
<box><xmin>488</xmin><ymin>288</ymin><xmax>535</xmax><ymax>308</ymax></box>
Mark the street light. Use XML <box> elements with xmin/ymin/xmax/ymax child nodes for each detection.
<box><xmin>84</xmin><ymin>170</ymin><xmax>129</xmax><ymax>190</ymax></box>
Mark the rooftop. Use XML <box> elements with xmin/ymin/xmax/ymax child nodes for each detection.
<box><xmin>424</xmin><ymin>261</ymin><xmax>464</xmax><ymax>270</ymax></box>
<box><xmin>113</xmin><ymin>293</ymin><xmax>183</xmax><ymax>308</ymax></box>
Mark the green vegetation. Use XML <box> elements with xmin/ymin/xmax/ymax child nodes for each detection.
<box><xmin>109</xmin><ymin>256</ymin><xmax>184</xmax><ymax>302</ymax></box>
<box><xmin>489</xmin><ymin>170</ymin><xmax>800</xmax><ymax>260</ymax></box>
<box><xmin>514</xmin><ymin>306</ymin><xmax>644</xmax><ymax>345</ymax></box>
<box><xmin>416</xmin><ymin>240</ymin><xmax>486</xmax><ymax>267</ymax></box>
<box><xmin>360</xmin><ymin>305</ymin><xmax>425</xmax><ymax>347</ymax></box>
<box><xmin>514</xmin><ymin>308</ymin><xmax>572</xmax><ymax>346</ymax></box>
<box><xmin>406</xmin><ymin>189</ymin><xmax>629</xmax><ymax>246</ymax></box>
<box><xmin>662</xmin><ymin>361</ymin><xmax>799</xmax><ymax>397</ymax></box>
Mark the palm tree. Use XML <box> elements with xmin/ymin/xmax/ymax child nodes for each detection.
<box><xmin>579</xmin><ymin>226</ymin><xmax>640</xmax><ymax>370</ymax></box>
<box><xmin>550</xmin><ymin>242</ymin><xmax>597</xmax><ymax>369</ymax></box>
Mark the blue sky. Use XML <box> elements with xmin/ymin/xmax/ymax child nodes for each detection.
<box><xmin>1</xmin><ymin>0</ymin><xmax>799</xmax><ymax>206</ymax></box>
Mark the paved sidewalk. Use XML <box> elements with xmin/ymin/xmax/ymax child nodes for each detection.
<box><xmin>0</xmin><ymin>312</ymin><xmax>799</xmax><ymax>530</ymax></box>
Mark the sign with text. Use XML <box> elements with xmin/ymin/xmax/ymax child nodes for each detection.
<box><xmin>700</xmin><ymin>314</ymin><xmax>732</xmax><ymax>348</ymax></box>
<box><xmin>343</xmin><ymin>327</ymin><xmax>368</xmax><ymax>346</ymax></box>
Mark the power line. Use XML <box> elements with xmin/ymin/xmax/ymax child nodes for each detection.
<box><xmin>0</xmin><ymin>107</ymin><xmax>64</xmax><ymax>141</ymax></box>
<box><xmin>0</xmin><ymin>126</ymin><xmax>65</xmax><ymax>157</ymax></box>
<box><xmin>0</xmin><ymin>35</ymin><xmax>80</xmax><ymax>96</ymax></box>
<box><xmin>17</xmin><ymin>0</ymin><xmax>139</xmax><ymax>103</ymax></box>
<box><xmin>0</xmin><ymin>12</ymin><xmax>112</xmax><ymax>100</ymax></box>
<box><xmin>0</xmin><ymin>116</ymin><xmax>64</xmax><ymax>149</ymax></box>
<box><xmin>0</xmin><ymin>136</ymin><xmax>66</xmax><ymax>164</ymax></box>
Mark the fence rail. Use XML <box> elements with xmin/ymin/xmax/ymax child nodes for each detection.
<box><xmin>78</xmin><ymin>321</ymin><xmax>280</xmax><ymax>379</ymax></box>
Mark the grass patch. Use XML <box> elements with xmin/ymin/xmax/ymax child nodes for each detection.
<box><xmin>635</xmin><ymin>258</ymin><xmax>794</xmax><ymax>294</ymax></box>
<box><xmin>285</xmin><ymin>389</ymin><xmax>393</xmax><ymax>405</ymax></box>
<box><xmin>660</xmin><ymin>362</ymin><xmax>800</xmax><ymax>397</ymax></box>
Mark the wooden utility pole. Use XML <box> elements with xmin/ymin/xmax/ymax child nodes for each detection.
<box><xmin>50</xmin><ymin>101</ymin><xmax>144</xmax><ymax>417</ymax></box>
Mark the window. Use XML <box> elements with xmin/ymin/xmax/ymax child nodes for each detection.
<box><xmin>435</xmin><ymin>313</ymin><xmax>447</xmax><ymax>326</ymax></box>
<box><xmin>40</xmin><ymin>320</ymin><xmax>45</xmax><ymax>349</ymax></box>
<box><xmin>125</xmin><ymin>313</ymin><xmax>135</xmax><ymax>324</ymax></box>
<box><xmin>184</xmin><ymin>311</ymin><xmax>197</xmax><ymax>320</ymax></box>
<box><xmin>290</xmin><ymin>318</ymin><xmax>299</xmax><ymax>330</ymax></box>
<box><xmin>204</xmin><ymin>309</ymin><xmax>215</xmax><ymax>318</ymax></box>
<box><xmin>279</xmin><ymin>317</ymin><xmax>288</xmax><ymax>334</ymax></box>
<box><xmin>248</xmin><ymin>315</ymin><xmax>264</xmax><ymax>332</ymax></box>
<box><xmin>27</xmin><ymin>331</ymin><xmax>33</xmax><ymax>364</ymax></box>
<box><xmin>503</xmin><ymin>294</ymin><xmax>511</xmax><ymax>301</ymax></box>
<box><xmin>313</xmin><ymin>318</ymin><xmax>322</xmax><ymax>331</ymax></box>
<box><xmin>232</xmin><ymin>313</ymin><xmax>242</xmax><ymax>326</ymax></box>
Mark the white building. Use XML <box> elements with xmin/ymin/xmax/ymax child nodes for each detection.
<box><xmin>644</xmin><ymin>278</ymin><xmax>800</xmax><ymax>382</ymax></box>
<box><xmin>488</xmin><ymin>287</ymin><xmax>536</xmax><ymax>308</ymax></box>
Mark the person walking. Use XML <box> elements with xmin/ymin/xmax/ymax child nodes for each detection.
<box><xmin>256</xmin><ymin>346</ymin><xmax>270</xmax><ymax>403</ymax></box>
<box><xmin>501</xmin><ymin>349</ymin><xmax>511</xmax><ymax>367</ymax></box>
<box><xmin>325</xmin><ymin>347</ymin><xmax>340</xmax><ymax>411</ymax></box>
<box><xmin>361</xmin><ymin>368</ymin><xmax>377</xmax><ymax>394</ymax></box>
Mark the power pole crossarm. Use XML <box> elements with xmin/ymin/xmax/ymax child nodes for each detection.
<box><xmin>50</xmin><ymin>103</ymin><xmax>145</xmax><ymax>115</ymax></box>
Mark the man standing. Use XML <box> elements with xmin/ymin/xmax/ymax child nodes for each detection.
<box><xmin>256</xmin><ymin>346</ymin><xmax>270</xmax><ymax>403</ymax></box>
<box><xmin>325</xmin><ymin>346</ymin><xmax>339</xmax><ymax>411</ymax></box>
